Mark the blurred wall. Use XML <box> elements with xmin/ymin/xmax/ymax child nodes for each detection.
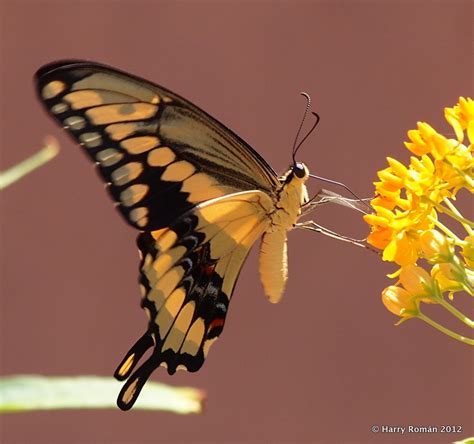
<box><xmin>1</xmin><ymin>1</ymin><xmax>472</xmax><ymax>443</ymax></box>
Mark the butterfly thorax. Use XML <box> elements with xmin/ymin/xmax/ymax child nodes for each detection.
<box><xmin>269</xmin><ymin>162</ymin><xmax>310</xmax><ymax>231</ymax></box>
<box><xmin>258</xmin><ymin>162</ymin><xmax>309</xmax><ymax>303</ymax></box>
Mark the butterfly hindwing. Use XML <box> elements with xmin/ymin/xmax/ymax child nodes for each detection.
<box><xmin>35</xmin><ymin>61</ymin><xmax>279</xmax><ymax>230</ymax></box>
<box><xmin>114</xmin><ymin>191</ymin><xmax>273</xmax><ymax>409</ymax></box>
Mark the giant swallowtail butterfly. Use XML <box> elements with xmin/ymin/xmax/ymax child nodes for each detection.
<box><xmin>36</xmin><ymin>60</ymin><xmax>319</xmax><ymax>410</ymax></box>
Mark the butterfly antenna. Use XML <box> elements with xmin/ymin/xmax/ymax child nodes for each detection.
<box><xmin>292</xmin><ymin>92</ymin><xmax>312</xmax><ymax>163</ymax></box>
<box><xmin>294</xmin><ymin>111</ymin><xmax>320</xmax><ymax>158</ymax></box>
<box><xmin>308</xmin><ymin>173</ymin><xmax>372</xmax><ymax>212</ymax></box>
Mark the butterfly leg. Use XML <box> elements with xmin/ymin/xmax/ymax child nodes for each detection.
<box><xmin>296</xmin><ymin>220</ymin><xmax>378</xmax><ymax>253</ymax></box>
<box><xmin>302</xmin><ymin>188</ymin><xmax>372</xmax><ymax>216</ymax></box>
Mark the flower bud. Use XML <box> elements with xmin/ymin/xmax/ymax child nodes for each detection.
<box><xmin>399</xmin><ymin>264</ymin><xmax>435</xmax><ymax>297</ymax></box>
<box><xmin>431</xmin><ymin>263</ymin><xmax>465</xmax><ymax>292</ymax></box>
<box><xmin>381</xmin><ymin>286</ymin><xmax>418</xmax><ymax>318</ymax></box>
<box><xmin>461</xmin><ymin>235</ymin><xmax>474</xmax><ymax>269</ymax></box>
<box><xmin>420</xmin><ymin>229</ymin><xmax>453</xmax><ymax>261</ymax></box>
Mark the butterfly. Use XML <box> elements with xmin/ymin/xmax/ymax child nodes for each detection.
<box><xmin>35</xmin><ymin>60</ymin><xmax>318</xmax><ymax>410</ymax></box>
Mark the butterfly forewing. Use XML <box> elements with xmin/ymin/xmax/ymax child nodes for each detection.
<box><xmin>35</xmin><ymin>61</ymin><xmax>279</xmax><ymax>230</ymax></box>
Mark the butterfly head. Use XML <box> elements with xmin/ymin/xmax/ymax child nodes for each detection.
<box><xmin>281</xmin><ymin>161</ymin><xmax>309</xmax><ymax>185</ymax></box>
<box><xmin>292</xmin><ymin>161</ymin><xmax>309</xmax><ymax>180</ymax></box>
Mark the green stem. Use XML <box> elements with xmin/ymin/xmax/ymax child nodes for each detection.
<box><xmin>444</xmin><ymin>156</ymin><xmax>474</xmax><ymax>190</ymax></box>
<box><xmin>429</xmin><ymin>198</ymin><xmax>474</xmax><ymax>229</ymax></box>
<box><xmin>436</xmin><ymin>297</ymin><xmax>474</xmax><ymax>328</ymax></box>
<box><xmin>418</xmin><ymin>313</ymin><xmax>474</xmax><ymax>345</ymax></box>
<box><xmin>429</xmin><ymin>216</ymin><xmax>464</xmax><ymax>244</ymax></box>
<box><xmin>0</xmin><ymin>138</ymin><xmax>59</xmax><ymax>190</ymax></box>
<box><xmin>443</xmin><ymin>198</ymin><xmax>474</xmax><ymax>236</ymax></box>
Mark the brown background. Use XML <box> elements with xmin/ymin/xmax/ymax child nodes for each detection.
<box><xmin>1</xmin><ymin>1</ymin><xmax>472</xmax><ymax>443</ymax></box>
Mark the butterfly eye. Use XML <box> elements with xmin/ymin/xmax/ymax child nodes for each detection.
<box><xmin>293</xmin><ymin>162</ymin><xmax>307</xmax><ymax>179</ymax></box>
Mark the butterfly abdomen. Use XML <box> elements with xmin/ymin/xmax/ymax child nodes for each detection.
<box><xmin>258</xmin><ymin>164</ymin><xmax>309</xmax><ymax>303</ymax></box>
<box><xmin>259</xmin><ymin>230</ymin><xmax>288</xmax><ymax>303</ymax></box>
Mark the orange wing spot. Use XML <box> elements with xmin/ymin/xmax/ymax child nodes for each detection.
<box><xmin>202</xmin><ymin>263</ymin><xmax>216</xmax><ymax>277</ymax></box>
<box><xmin>150</xmin><ymin>228</ymin><xmax>168</xmax><ymax>241</ymax></box>
<box><xmin>42</xmin><ymin>80</ymin><xmax>65</xmax><ymax>99</ymax></box>
<box><xmin>208</xmin><ymin>318</ymin><xmax>225</xmax><ymax>332</ymax></box>
<box><xmin>117</xmin><ymin>353</ymin><xmax>135</xmax><ymax>378</ymax></box>
<box><xmin>86</xmin><ymin>103</ymin><xmax>157</xmax><ymax>125</ymax></box>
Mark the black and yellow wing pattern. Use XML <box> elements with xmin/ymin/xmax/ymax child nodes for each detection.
<box><xmin>35</xmin><ymin>61</ymin><xmax>295</xmax><ymax>410</ymax></box>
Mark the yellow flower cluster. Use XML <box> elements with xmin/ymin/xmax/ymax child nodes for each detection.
<box><xmin>364</xmin><ymin>98</ymin><xmax>473</xmax><ymax>345</ymax></box>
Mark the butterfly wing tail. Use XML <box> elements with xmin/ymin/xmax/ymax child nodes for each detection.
<box><xmin>114</xmin><ymin>333</ymin><xmax>154</xmax><ymax>381</ymax></box>
<box><xmin>116</xmin><ymin>354</ymin><xmax>160</xmax><ymax>410</ymax></box>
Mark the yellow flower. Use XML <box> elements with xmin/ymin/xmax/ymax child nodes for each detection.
<box><xmin>365</xmin><ymin>97</ymin><xmax>473</xmax><ymax>258</ymax></box>
<box><xmin>444</xmin><ymin>97</ymin><xmax>474</xmax><ymax>142</ymax></box>
<box><xmin>405</xmin><ymin>124</ymin><xmax>433</xmax><ymax>156</ymax></box>
<box><xmin>383</xmin><ymin>231</ymin><xmax>420</xmax><ymax>266</ymax></box>
<box><xmin>366</xmin><ymin>225</ymin><xmax>393</xmax><ymax>250</ymax></box>
<box><xmin>365</xmin><ymin>97</ymin><xmax>474</xmax><ymax>345</ymax></box>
